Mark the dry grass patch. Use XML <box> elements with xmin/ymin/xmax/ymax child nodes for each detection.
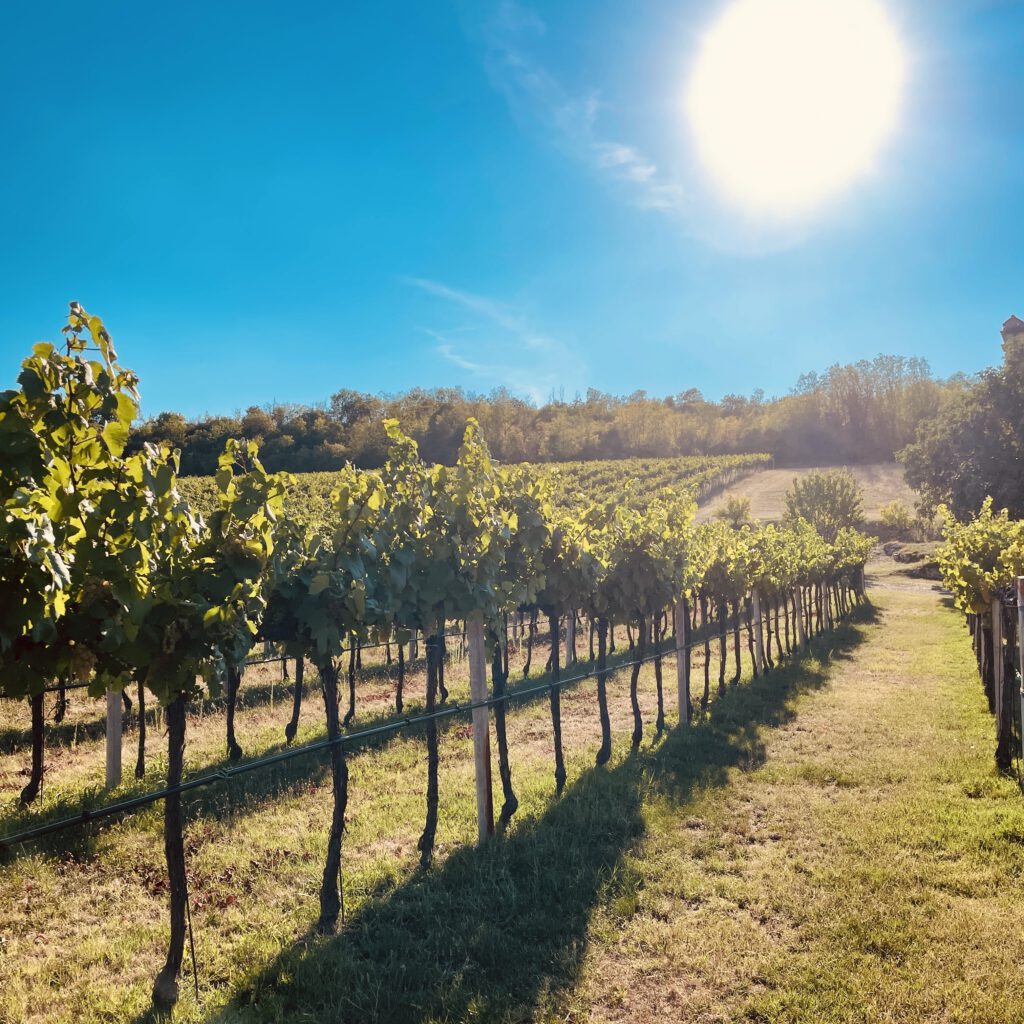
<box><xmin>697</xmin><ymin>462</ymin><xmax>916</xmax><ymax>523</ymax></box>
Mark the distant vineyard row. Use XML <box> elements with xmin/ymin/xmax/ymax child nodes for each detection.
<box><xmin>178</xmin><ymin>452</ymin><xmax>773</xmax><ymax>526</ymax></box>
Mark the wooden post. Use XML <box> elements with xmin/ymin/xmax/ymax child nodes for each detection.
<box><xmin>1017</xmin><ymin>579</ymin><xmax>1024</xmax><ymax>763</ymax></box>
<box><xmin>751</xmin><ymin>590</ymin><xmax>765</xmax><ymax>675</ymax></box>
<box><xmin>466</xmin><ymin>610</ymin><xmax>494</xmax><ymax>843</ymax></box>
<box><xmin>566</xmin><ymin>611</ymin><xmax>576</xmax><ymax>664</ymax></box>
<box><xmin>105</xmin><ymin>688</ymin><xmax>122</xmax><ymax>790</ymax></box>
<box><xmin>794</xmin><ymin>588</ymin><xmax>808</xmax><ymax>650</ymax></box>
<box><xmin>673</xmin><ymin>600</ymin><xmax>689</xmax><ymax>720</ymax></box>
<box><xmin>992</xmin><ymin>597</ymin><xmax>1004</xmax><ymax>740</ymax></box>
<box><xmin>408</xmin><ymin>631</ymin><xmax>417</xmax><ymax>662</ymax></box>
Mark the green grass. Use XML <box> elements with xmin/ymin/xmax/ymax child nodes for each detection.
<box><xmin>2</xmin><ymin>561</ymin><xmax>1023</xmax><ymax>1023</ymax></box>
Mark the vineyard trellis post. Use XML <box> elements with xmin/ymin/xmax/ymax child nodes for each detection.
<box><xmin>105</xmin><ymin>689</ymin><xmax>122</xmax><ymax>790</ymax></box>
<box><xmin>673</xmin><ymin>600</ymin><xmax>688</xmax><ymax>721</ymax></box>
<box><xmin>1017</xmin><ymin>578</ymin><xmax>1024</xmax><ymax>768</ymax></box>
<box><xmin>992</xmin><ymin>597</ymin><xmax>1004</xmax><ymax>748</ymax></box>
<box><xmin>794</xmin><ymin>589</ymin><xmax>808</xmax><ymax>650</ymax></box>
<box><xmin>751</xmin><ymin>590</ymin><xmax>765</xmax><ymax>675</ymax></box>
<box><xmin>467</xmin><ymin>610</ymin><xmax>494</xmax><ymax>843</ymax></box>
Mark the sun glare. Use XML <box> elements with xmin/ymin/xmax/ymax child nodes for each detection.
<box><xmin>686</xmin><ymin>0</ymin><xmax>905</xmax><ymax>217</ymax></box>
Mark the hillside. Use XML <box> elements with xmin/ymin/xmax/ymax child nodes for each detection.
<box><xmin>697</xmin><ymin>462</ymin><xmax>916</xmax><ymax>523</ymax></box>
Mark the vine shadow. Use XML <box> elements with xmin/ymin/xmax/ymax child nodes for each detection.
<box><xmin>145</xmin><ymin>607</ymin><xmax>878</xmax><ymax>1024</ymax></box>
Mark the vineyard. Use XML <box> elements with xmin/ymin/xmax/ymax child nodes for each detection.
<box><xmin>177</xmin><ymin>453</ymin><xmax>773</xmax><ymax>526</ymax></box>
<box><xmin>0</xmin><ymin>307</ymin><xmax>876</xmax><ymax>1020</ymax></box>
<box><xmin>5</xmin><ymin>306</ymin><xmax>1024</xmax><ymax>1024</ymax></box>
<box><xmin>935</xmin><ymin>499</ymin><xmax>1024</xmax><ymax>774</ymax></box>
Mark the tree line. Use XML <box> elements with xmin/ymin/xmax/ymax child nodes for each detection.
<box><xmin>900</xmin><ymin>316</ymin><xmax>1024</xmax><ymax>519</ymax></box>
<box><xmin>130</xmin><ymin>354</ymin><xmax>948</xmax><ymax>474</ymax></box>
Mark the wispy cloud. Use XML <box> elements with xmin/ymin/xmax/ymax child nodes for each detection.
<box><xmin>406</xmin><ymin>277</ymin><xmax>583</xmax><ymax>403</ymax></box>
<box><xmin>478</xmin><ymin>1</ymin><xmax>686</xmax><ymax>216</ymax></box>
<box><xmin>407</xmin><ymin>277</ymin><xmax>560</xmax><ymax>355</ymax></box>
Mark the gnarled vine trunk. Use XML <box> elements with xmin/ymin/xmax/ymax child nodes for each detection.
<box><xmin>438</xmin><ymin>630</ymin><xmax>449</xmax><ymax>703</ymax></box>
<box><xmin>395</xmin><ymin>643</ymin><xmax>404</xmax><ymax>714</ymax></box>
<box><xmin>343</xmin><ymin>640</ymin><xmax>356</xmax><ymax>727</ymax></box>
<box><xmin>225</xmin><ymin>663</ymin><xmax>243</xmax><ymax>761</ymax></box>
<box><xmin>653</xmin><ymin>614</ymin><xmax>665</xmax><ymax>735</ymax></box>
<box><xmin>54</xmin><ymin>680</ymin><xmax>68</xmax><ymax>725</ymax></box>
<box><xmin>152</xmin><ymin>694</ymin><xmax>188</xmax><ymax>1009</ymax></box>
<box><xmin>595</xmin><ymin>618</ymin><xmax>612</xmax><ymax>766</ymax></box>
<box><xmin>418</xmin><ymin>633</ymin><xmax>441</xmax><ymax>867</ymax></box>
<box><xmin>20</xmin><ymin>691</ymin><xmax>45</xmax><ymax>805</ymax></box>
<box><xmin>317</xmin><ymin>658</ymin><xmax>349</xmax><ymax>933</ymax></box>
<box><xmin>135</xmin><ymin>681</ymin><xmax>147</xmax><ymax>779</ymax></box>
<box><xmin>547</xmin><ymin>610</ymin><xmax>567</xmax><ymax>793</ymax></box>
<box><xmin>629</xmin><ymin>614</ymin><xmax>646</xmax><ymax>750</ymax></box>
<box><xmin>701</xmin><ymin>595</ymin><xmax>711</xmax><ymax>711</ymax></box>
<box><xmin>490</xmin><ymin>627</ymin><xmax>518</xmax><ymax>829</ymax></box>
<box><xmin>731</xmin><ymin>598</ymin><xmax>742</xmax><ymax>684</ymax></box>
<box><xmin>717</xmin><ymin>597</ymin><xmax>727</xmax><ymax>697</ymax></box>
<box><xmin>523</xmin><ymin>609</ymin><xmax>538</xmax><ymax>677</ymax></box>
<box><xmin>285</xmin><ymin>657</ymin><xmax>304</xmax><ymax>743</ymax></box>
<box><xmin>745</xmin><ymin>596</ymin><xmax>759</xmax><ymax>679</ymax></box>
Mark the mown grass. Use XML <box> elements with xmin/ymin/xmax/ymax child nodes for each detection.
<box><xmin>577</xmin><ymin>562</ymin><xmax>1024</xmax><ymax>1023</ymax></box>
<box><xmin>2</xmin><ymin>561</ymin><xmax>1023</xmax><ymax>1023</ymax></box>
<box><xmin>696</xmin><ymin>462</ymin><xmax>916</xmax><ymax>524</ymax></box>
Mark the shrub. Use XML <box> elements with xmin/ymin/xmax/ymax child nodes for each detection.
<box><xmin>714</xmin><ymin>495</ymin><xmax>753</xmax><ymax>529</ymax></box>
<box><xmin>879</xmin><ymin>499</ymin><xmax>915</xmax><ymax>538</ymax></box>
<box><xmin>783</xmin><ymin>469</ymin><xmax>864</xmax><ymax>542</ymax></box>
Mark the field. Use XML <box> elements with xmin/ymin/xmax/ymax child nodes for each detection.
<box><xmin>696</xmin><ymin>462</ymin><xmax>916</xmax><ymax>523</ymax></box>
<box><xmin>3</xmin><ymin>556</ymin><xmax>1023</xmax><ymax>1023</ymax></box>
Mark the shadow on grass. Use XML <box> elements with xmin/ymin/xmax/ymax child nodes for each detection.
<box><xmin>130</xmin><ymin>605</ymin><xmax>877</xmax><ymax>1024</ymax></box>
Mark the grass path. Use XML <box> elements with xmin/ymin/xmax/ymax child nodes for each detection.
<box><xmin>3</xmin><ymin>560</ymin><xmax>1023</xmax><ymax>1023</ymax></box>
<box><xmin>576</xmin><ymin>560</ymin><xmax>1024</xmax><ymax>1023</ymax></box>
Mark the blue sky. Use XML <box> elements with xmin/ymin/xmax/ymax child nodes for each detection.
<box><xmin>1</xmin><ymin>0</ymin><xmax>1022</xmax><ymax>417</ymax></box>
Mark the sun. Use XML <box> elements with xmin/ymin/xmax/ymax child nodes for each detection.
<box><xmin>686</xmin><ymin>0</ymin><xmax>905</xmax><ymax>217</ymax></box>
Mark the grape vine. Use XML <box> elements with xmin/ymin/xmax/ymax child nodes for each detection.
<box><xmin>0</xmin><ymin>307</ymin><xmax>872</xmax><ymax>1009</ymax></box>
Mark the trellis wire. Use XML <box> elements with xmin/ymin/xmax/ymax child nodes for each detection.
<box><xmin>0</xmin><ymin>603</ymin><xmax>836</xmax><ymax>853</ymax></box>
